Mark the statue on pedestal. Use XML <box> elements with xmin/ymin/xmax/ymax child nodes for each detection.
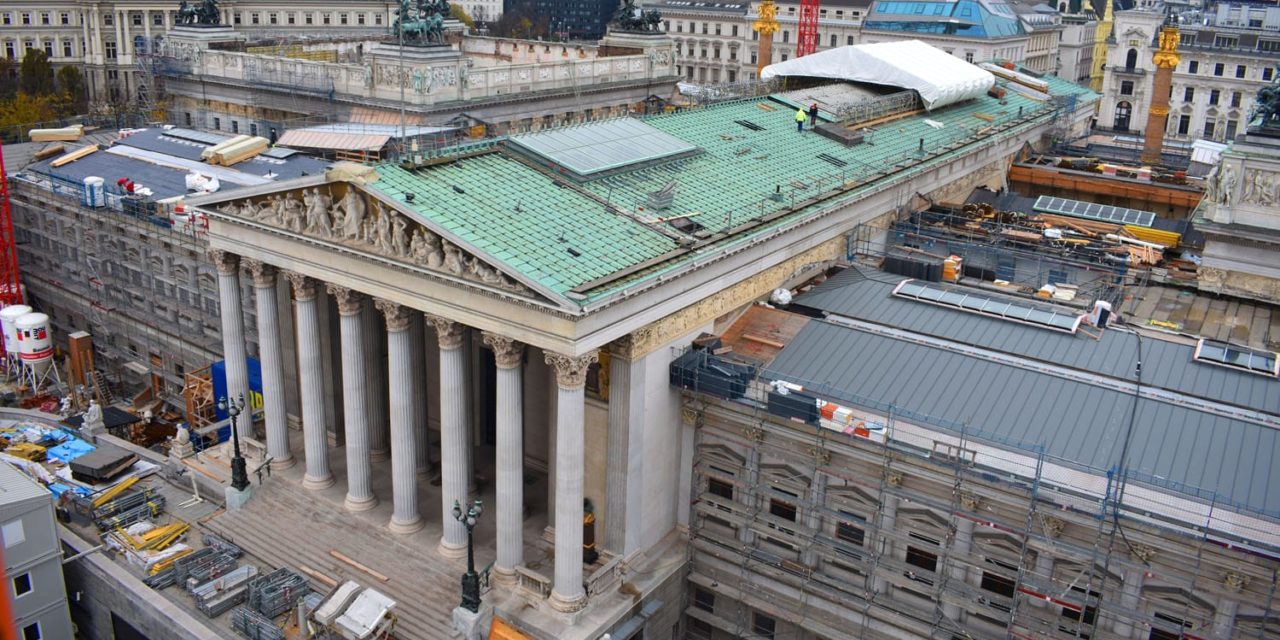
<box><xmin>82</xmin><ymin>400</ymin><xmax>105</xmax><ymax>437</ymax></box>
<box><xmin>1249</xmin><ymin>67</ymin><xmax>1280</xmax><ymax>134</ymax></box>
<box><xmin>612</xmin><ymin>0</ymin><xmax>663</xmax><ymax>32</ymax></box>
<box><xmin>171</xmin><ymin>422</ymin><xmax>196</xmax><ymax>459</ymax></box>
<box><xmin>178</xmin><ymin>0</ymin><xmax>221</xmax><ymax>26</ymax></box>
<box><xmin>394</xmin><ymin>0</ymin><xmax>450</xmax><ymax>45</ymax></box>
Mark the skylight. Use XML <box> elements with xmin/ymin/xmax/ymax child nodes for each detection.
<box><xmin>892</xmin><ymin>279</ymin><xmax>1084</xmax><ymax>333</ymax></box>
<box><xmin>1193</xmin><ymin>339</ymin><xmax>1280</xmax><ymax>377</ymax></box>
<box><xmin>507</xmin><ymin>118</ymin><xmax>702</xmax><ymax>181</ymax></box>
<box><xmin>1033</xmin><ymin>196</ymin><xmax>1156</xmax><ymax>228</ymax></box>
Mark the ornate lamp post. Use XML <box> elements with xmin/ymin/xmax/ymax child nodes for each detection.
<box><xmin>452</xmin><ymin>498</ymin><xmax>484</xmax><ymax>612</ymax></box>
<box><xmin>217</xmin><ymin>394</ymin><xmax>250</xmax><ymax>492</ymax></box>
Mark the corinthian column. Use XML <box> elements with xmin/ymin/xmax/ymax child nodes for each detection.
<box><xmin>211</xmin><ymin>250</ymin><xmax>251</xmax><ymax>440</ymax></box>
<box><xmin>545</xmin><ymin>350</ymin><xmax>598</xmax><ymax>613</ymax></box>
<box><xmin>410</xmin><ymin>314</ymin><xmax>429</xmax><ymax>477</ymax></box>
<box><xmin>288</xmin><ymin>273</ymin><xmax>333</xmax><ymax>490</ymax></box>
<box><xmin>245</xmin><ymin>260</ymin><xmax>293</xmax><ymax>469</ymax></box>
<box><xmin>362</xmin><ymin>298</ymin><xmax>390</xmax><ymax>461</ymax></box>
<box><xmin>329</xmin><ymin>285</ymin><xmax>376</xmax><ymax>512</ymax></box>
<box><xmin>429</xmin><ymin>315</ymin><xmax>468</xmax><ymax>557</ymax></box>
<box><xmin>377</xmin><ymin>299</ymin><xmax>422</xmax><ymax>534</ymax></box>
<box><xmin>483</xmin><ymin>332</ymin><xmax>524</xmax><ymax>583</ymax></box>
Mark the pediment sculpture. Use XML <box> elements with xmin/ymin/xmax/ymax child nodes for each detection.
<box><xmin>218</xmin><ymin>188</ymin><xmax>533</xmax><ymax>296</ymax></box>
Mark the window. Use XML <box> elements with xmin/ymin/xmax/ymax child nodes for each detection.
<box><xmin>251</xmin><ymin>12</ymin><xmax>260</xmax><ymax>25</ymax></box>
<box><xmin>1236</xmin><ymin>64</ymin><xmax>1247</xmax><ymax>78</ymax></box>
<box><xmin>708</xmin><ymin>477</ymin><xmax>733</xmax><ymax>501</ymax></box>
<box><xmin>105</xmin><ymin>41</ymin><xmax>117</xmax><ymax>59</ymax></box>
<box><xmin>322</xmin><ymin>13</ymin><xmax>331</xmax><ymax>25</ymax></box>
<box><xmin>1226</xmin><ymin>120</ymin><xmax>1238</xmax><ymax>140</ymax></box>
<box><xmin>131</xmin><ymin>12</ymin><xmax>140</xmax><ymax>26</ymax></box>
<box><xmin>250</xmin><ymin>123</ymin><xmax>258</xmax><ymax>136</ymax></box>
<box><xmin>231</xmin><ymin>121</ymin><xmax>239</xmax><ymax>134</ymax></box>
<box><xmin>1177</xmin><ymin>114</ymin><xmax>1190</xmax><ymax>135</ymax></box>
<box><xmin>702</xmin><ymin>22</ymin><xmax>708</xmax><ymax>34</ymax></box>
<box><xmin>905</xmin><ymin>533</ymin><xmax>940</xmax><ymax>584</ymax></box>
<box><xmin>12</xmin><ymin>573</ymin><xmax>31</xmax><ymax>597</ymax></box>
<box><xmin>1214</xmin><ymin>62</ymin><xmax>1224</xmax><ymax>76</ymax></box>
<box><xmin>769</xmin><ymin>498</ymin><xmax>797</xmax><ymax>522</ymax></box>
<box><xmin>375</xmin><ymin>13</ymin><xmax>383</xmax><ymax>25</ymax></box>
<box><xmin>43</xmin><ymin>41</ymin><xmax>52</xmax><ymax>57</ymax></box>
<box><xmin>693</xmin><ymin>587</ymin><xmax>715</xmax><ymax>613</ymax></box>
<box><xmin>305</xmin><ymin>13</ymin><xmax>314</xmax><ymax>25</ymax></box>
<box><xmin>715</xmin><ymin>23</ymin><xmax>721</xmax><ymax>35</ymax></box>
<box><xmin>1124</xmin><ymin>48</ymin><xmax>1137</xmax><ymax>70</ymax></box>
<box><xmin>1204</xmin><ymin>120</ymin><xmax>1215</xmax><ymax>138</ymax></box>
<box><xmin>1210</xmin><ymin>89</ymin><xmax>1220</xmax><ymax>105</ymax></box>
<box><xmin>1232</xmin><ymin>91</ymin><xmax>1242</xmax><ymax>108</ymax></box>
<box><xmin>358</xmin><ymin>13</ymin><xmax>366</xmax><ymax>25</ymax></box>
<box><xmin>59</xmin><ymin>12</ymin><xmax>69</xmax><ymax>25</ymax></box>
<box><xmin>233</xmin><ymin>11</ymin><xmax>241</xmax><ymax>24</ymax></box>
<box><xmin>1</xmin><ymin>14</ymin><xmax>9</xmax><ymax>26</ymax></box>
<box><xmin>782</xmin><ymin>30</ymin><xmax>789</xmax><ymax>43</ymax></box>
<box><xmin>21</xmin><ymin>623</ymin><xmax>38</xmax><ymax>640</ymax></box>
<box><xmin>154</xmin><ymin>13</ymin><xmax>163</xmax><ymax>26</ymax></box>
<box><xmin>288</xmin><ymin>12</ymin><xmax>296</xmax><ymax>25</ymax></box>
<box><xmin>1268</xmin><ymin>68</ymin><xmax>1275</xmax><ymax>82</ymax></box>
<box><xmin>728</xmin><ymin>70</ymin><xmax>736</xmax><ymax>82</ymax></box>
<box><xmin>213</xmin><ymin>117</ymin><xmax>221</xmax><ymax>130</ymax></box>
<box><xmin>965</xmin><ymin>52</ymin><xmax>975</xmax><ymax>63</ymax></box>
<box><xmin>830</xmin><ymin>34</ymin><xmax>837</xmax><ymax>47</ymax></box>
<box><xmin>1214</xmin><ymin>36</ymin><xmax>1238</xmax><ymax>49</ymax></box>
<box><xmin>269</xmin><ymin>12</ymin><xmax>278</xmax><ymax>25</ymax></box>
<box><xmin>1187</xmin><ymin>60</ymin><xmax>1198</xmax><ymax>73</ymax></box>
<box><xmin>1184</xmin><ymin>87</ymin><xmax>1194</xmax><ymax>101</ymax></box>
<box><xmin>62</xmin><ymin>41</ymin><xmax>71</xmax><ymax>57</ymax></box>
<box><xmin>732</xmin><ymin>25</ymin><xmax>738</xmax><ymax>36</ymax></box>
<box><xmin>752</xmin><ymin>612</ymin><xmax>777</xmax><ymax>639</ymax></box>
<box><xmin>1260</xmin><ymin>40</ymin><xmax>1280</xmax><ymax>53</ymax></box>
<box><xmin>1120</xmin><ymin>80</ymin><xmax>1133</xmax><ymax>95</ymax></box>
<box><xmin>1060</xmin><ymin>585</ymin><xmax>1099</xmax><ymax>637</ymax></box>
<box><xmin>22</xmin><ymin>13</ymin><xmax>31</xmax><ymax>25</ymax></box>
<box><xmin>836</xmin><ymin>513</ymin><xmax>866</xmax><ymax>547</ymax></box>
<box><xmin>4</xmin><ymin>43</ymin><xmax>12</xmax><ymax>59</ymax></box>
<box><xmin>340</xmin><ymin>13</ymin><xmax>349</xmax><ymax>25</ymax></box>
<box><xmin>688</xmin><ymin>618</ymin><xmax>713</xmax><ymax>640</ymax></box>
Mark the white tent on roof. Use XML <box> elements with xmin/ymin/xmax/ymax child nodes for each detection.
<box><xmin>760</xmin><ymin>40</ymin><xmax>996</xmax><ymax>110</ymax></box>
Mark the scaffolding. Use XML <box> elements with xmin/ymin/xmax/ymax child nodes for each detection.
<box><xmin>679</xmin><ymin>347</ymin><xmax>1280</xmax><ymax>640</ymax></box>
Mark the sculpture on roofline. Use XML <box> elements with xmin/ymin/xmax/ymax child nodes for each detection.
<box><xmin>613</xmin><ymin>0</ymin><xmax>662</xmax><ymax>32</ymax></box>
<box><xmin>1250</xmin><ymin>70</ymin><xmax>1280</xmax><ymax>134</ymax></box>
<box><xmin>395</xmin><ymin>0</ymin><xmax>450</xmax><ymax>45</ymax></box>
<box><xmin>177</xmin><ymin>0</ymin><xmax>221</xmax><ymax>25</ymax></box>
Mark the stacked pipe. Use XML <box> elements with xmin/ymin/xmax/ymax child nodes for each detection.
<box><xmin>202</xmin><ymin>533</ymin><xmax>244</xmax><ymax>558</ymax></box>
<box><xmin>92</xmin><ymin>488</ymin><xmax>157</xmax><ymax>521</ymax></box>
<box><xmin>94</xmin><ymin>495</ymin><xmax>165</xmax><ymax>531</ymax></box>
<box><xmin>231</xmin><ymin>606</ymin><xmax>284</xmax><ymax>640</ymax></box>
<box><xmin>193</xmin><ymin>565</ymin><xmax>259</xmax><ymax>617</ymax></box>
<box><xmin>247</xmin><ymin>568</ymin><xmax>309</xmax><ymax>618</ymax></box>
<box><xmin>184</xmin><ymin>552</ymin><xmax>240</xmax><ymax>591</ymax></box>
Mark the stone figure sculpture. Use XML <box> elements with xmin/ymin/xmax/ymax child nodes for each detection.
<box><xmin>613</xmin><ymin>0</ymin><xmax>662</xmax><ymax>32</ymax></box>
<box><xmin>394</xmin><ymin>0</ymin><xmax>450</xmax><ymax>46</ymax></box>
<box><xmin>1252</xmin><ymin>76</ymin><xmax>1280</xmax><ymax>132</ymax></box>
<box><xmin>304</xmin><ymin>188</ymin><xmax>334</xmax><ymax>237</ymax></box>
<box><xmin>83</xmin><ymin>400</ymin><xmax>105</xmax><ymax>434</ymax></box>
<box><xmin>341</xmin><ymin>190</ymin><xmax>366</xmax><ymax>240</ymax></box>
<box><xmin>178</xmin><ymin>0</ymin><xmax>221</xmax><ymax>25</ymax></box>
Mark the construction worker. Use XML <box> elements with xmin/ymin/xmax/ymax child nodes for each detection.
<box><xmin>809</xmin><ymin>102</ymin><xmax>819</xmax><ymax>127</ymax></box>
<box><xmin>795</xmin><ymin>107</ymin><xmax>807</xmax><ymax>132</ymax></box>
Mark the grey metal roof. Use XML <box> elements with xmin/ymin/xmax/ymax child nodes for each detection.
<box><xmin>765</xmin><ymin>318</ymin><xmax>1280</xmax><ymax>516</ymax></box>
<box><xmin>794</xmin><ymin>267</ymin><xmax>1280</xmax><ymax>414</ymax></box>
<box><xmin>508</xmin><ymin>118</ymin><xmax>701</xmax><ymax>180</ymax></box>
<box><xmin>0</xmin><ymin>460</ymin><xmax>52</xmax><ymax>508</ymax></box>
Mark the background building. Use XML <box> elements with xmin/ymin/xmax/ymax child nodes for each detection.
<box><xmin>532</xmin><ymin>0</ymin><xmax>621</xmax><ymax>40</ymax></box>
<box><xmin>0</xmin><ymin>461</ymin><xmax>75</xmax><ymax>640</ymax></box>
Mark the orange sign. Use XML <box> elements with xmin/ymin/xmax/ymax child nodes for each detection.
<box><xmin>489</xmin><ymin>617</ymin><xmax>532</xmax><ymax>640</ymax></box>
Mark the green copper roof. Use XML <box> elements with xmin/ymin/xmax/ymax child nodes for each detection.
<box><xmin>369</xmin><ymin>72</ymin><xmax>1098</xmax><ymax>308</ymax></box>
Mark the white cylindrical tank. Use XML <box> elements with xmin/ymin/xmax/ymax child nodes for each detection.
<box><xmin>0</xmin><ymin>305</ymin><xmax>33</xmax><ymax>356</ymax></box>
<box><xmin>14</xmin><ymin>313</ymin><xmax>53</xmax><ymax>366</ymax></box>
<box><xmin>83</xmin><ymin>176</ymin><xmax>105</xmax><ymax>208</ymax></box>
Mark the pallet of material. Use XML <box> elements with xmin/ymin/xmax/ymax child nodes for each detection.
<box><xmin>200</xmin><ymin>134</ymin><xmax>250</xmax><ymax>161</ymax></box>
<box><xmin>209</xmin><ymin>136</ymin><xmax>269</xmax><ymax>166</ymax></box>
<box><xmin>29</xmin><ymin>124</ymin><xmax>84</xmax><ymax>142</ymax></box>
<box><xmin>70</xmin><ymin>444</ymin><xmax>139</xmax><ymax>482</ymax></box>
<box><xmin>50</xmin><ymin>145</ymin><xmax>98</xmax><ymax>167</ymax></box>
<box><xmin>33</xmin><ymin>144</ymin><xmax>65</xmax><ymax>161</ymax></box>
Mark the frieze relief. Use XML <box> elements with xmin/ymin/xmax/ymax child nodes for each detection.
<box><xmin>1240</xmin><ymin>169</ymin><xmax>1277</xmax><ymax>207</ymax></box>
<box><xmin>217</xmin><ymin>187</ymin><xmax>534</xmax><ymax>297</ymax></box>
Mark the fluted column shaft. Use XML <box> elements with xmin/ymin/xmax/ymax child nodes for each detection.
<box><xmin>546</xmin><ymin>351</ymin><xmax>598</xmax><ymax>612</ymax></box>
<box><xmin>332</xmin><ymin>286</ymin><xmax>375</xmax><ymax>512</ymax></box>
<box><xmin>246</xmin><ymin>261</ymin><xmax>293</xmax><ymax>469</ymax></box>
<box><xmin>363</xmin><ymin>298</ymin><xmax>390</xmax><ymax>460</ymax></box>
<box><xmin>378</xmin><ymin>300</ymin><xmax>422</xmax><ymax>534</ymax></box>
<box><xmin>430</xmin><ymin>317</ymin><xmax>469</xmax><ymax>557</ymax></box>
<box><xmin>289</xmin><ymin>274</ymin><xmax>333</xmax><ymax>490</ymax></box>
<box><xmin>410</xmin><ymin>314</ymin><xmax>429</xmax><ymax>476</ymax></box>
<box><xmin>604</xmin><ymin>338</ymin><xmax>645</xmax><ymax>556</ymax></box>
<box><xmin>212</xmin><ymin>251</ymin><xmax>251</xmax><ymax>440</ymax></box>
<box><xmin>483</xmin><ymin>333</ymin><xmax>524</xmax><ymax>582</ymax></box>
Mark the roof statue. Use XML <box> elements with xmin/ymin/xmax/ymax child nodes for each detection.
<box><xmin>177</xmin><ymin>0</ymin><xmax>221</xmax><ymax>25</ymax></box>
<box><xmin>1249</xmin><ymin>67</ymin><xmax>1280</xmax><ymax>135</ymax></box>
<box><xmin>612</xmin><ymin>0</ymin><xmax>662</xmax><ymax>32</ymax></box>
<box><xmin>395</xmin><ymin>0</ymin><xmax>450</xmax><ymax>45</ymax></box>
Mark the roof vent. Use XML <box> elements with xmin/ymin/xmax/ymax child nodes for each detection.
<box><xmin>404</xmin><ymin>192</ymin><xmax>416</xmax><ymax>203</ymax></box>
<box><xmin>734</xmin><ymin>119</ymin><xmax>765</xmax><ymax>132</ymax></box>
<box><xmin>647</xmin><ymin>181</ymin><xmax>678</xmax><ymax>210</ymax></box>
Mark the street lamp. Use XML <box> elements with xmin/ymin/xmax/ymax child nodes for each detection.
<box><xmin>217</xmin><ymin>394</ymin><xmax>250</xmax><ymax>492</ymax></box>
<box><xmin>452</xmin><ymin>498</ymin><xmax>484</xmax><ymax>613</ymax></box>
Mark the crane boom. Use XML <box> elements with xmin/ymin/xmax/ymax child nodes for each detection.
<box><xmin>0</xmin><ymin>144</ymin><xmax>22</xmax><ymax>307</ymax></box>
<box><xmin>798</xmin><ymin>0</ymin><xmax>820</xmax><ymax>57</ymax></box>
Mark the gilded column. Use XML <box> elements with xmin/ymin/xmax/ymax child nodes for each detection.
<box><xmin>1142</xmin><ymin>21</ymin><xmax>1182</xmax><ymax>165</ymax></box>
<box><xmin>545</xmin><ymin>351</ymin><xmax>598</xmax><ymax>612</ymax></box>
<box><xmin>211</xmin><ymin>250</ymin><xmax>251</xmax><ymax>441</ymax></box>
<box><xmin>429</xmin><ymin>315</ymin><xmax>469</xmax><ymax>557</ymax></box>
<box><xmin>330</xmin><ymin>285</ymin><xmax>376</xmax><ymax>512</ymax></box>
<box><xmin>483</xmin><ymin>332</ymin><xmax>524</xmax><ymax>583</ymax></box>
<box><xmin>363</xmin><ymin>298</ymin><xmax>390</xmax><ymax>460</ymax></box>
<box><xmin>245</xmin><ymin>260</ymin><xmax>293</xmax><ymax>469</ymax></box>
<box><xmin>288</xmin><ymin>273</ymin><xmax>333</xmax><ymax>490</ymax></box>
<box><xmin>377</xmin><ymin>300</ymin><xmax>422</xmax><ymax>534</ymax></box>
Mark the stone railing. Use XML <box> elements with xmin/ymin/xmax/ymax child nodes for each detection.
<box><xmin>514</xmin><ymin>565</ymin><xmax>552</xmax><ymax>600</ymax></box>
<box><xmin>585</xmin><ymin>552</ymin><xmax>624</xmax><ymax>598</ymax></box>
<box><xmin>170</xmin><ymin>45</ymin><xmax>675</xmax><ymax>107</ymax></box>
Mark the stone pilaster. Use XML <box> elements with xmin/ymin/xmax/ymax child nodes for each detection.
<box><xmin>288</xmin><ymin>272</ymin><xmax>333</xmax><ymax>490</ymax></box>
<box><xmin>330</xmin><ymin>285</ymin><xmax>376</xmax><ymax>512</ymax></box>
<box><xmin>483</xmin><ymin>332</ymin><xmax>524</xmax><ymax>583</ymax></box>
<box><xmin>545</xmin><ymin>350</ymin><xmax>598</xmax><ymax>612</ymax></box>
<box><xmin>245</xmin><ymin>260</ymin><xmax>293</xmax><ymax>469</ymax></box>
<box><xmin>377</xmin><ymin>299</ymin><xmax>422</xmax><ymax>534</ymax></box>
<box><xmin>211</xmin><ymin>250</ymin><xmax>251</xmax><ymax>440</ymax></box>
<box><xmin>429</xmin><ymin>315</ymin><xmax>469</xmax><ymax>557</ymax></box>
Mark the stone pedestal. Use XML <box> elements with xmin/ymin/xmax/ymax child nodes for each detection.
<box><xmin>166</xmin><ymin>24</ymin><xmax>247</xmax><ymax>48</ymax></box>
<box><xmin>224</xmin><ymin>485</ymin><xmax>253</xmax><ymax>510</ymax></box>
<box><xmin>367</xmin><ymin>42</ymin><xmax>464</xmax><ymax>65</ymax></box>
<box><xmin>451</xmin><ymin>605</ymin><xmax>493</xmax><ymax>640</ymax></box>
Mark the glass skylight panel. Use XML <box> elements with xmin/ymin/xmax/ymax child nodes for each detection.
<box><xmin>508</xmin><ymin>119</ymin><xmax>701</xmax><ymax>180</ymax></box>
<box><xmin>1033</xmin><ymin>195</ymin><xmax>1156</xmax><ymax>227</ymax></box>
<box><xmin>1193</xmin><ymin>339</ymin><xmax>1280</xmax><ymax>377</ymax></box>
<box><xmin>892</xmin><ymin>279</ymin><xmax>1083</xmax><ymax>333</ymax></box>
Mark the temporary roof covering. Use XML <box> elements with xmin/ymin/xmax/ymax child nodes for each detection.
<box><xmin>277</xmin><ymin>130</ymin><xmax>389</xmax><ymax>153</ymax></box>
<box><xmin>760</xmin><ymin>40</ymin><xmax>996</xmax><ymax>110</ymax></box>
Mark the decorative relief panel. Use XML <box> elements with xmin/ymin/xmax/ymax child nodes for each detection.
<box><xmin>218</xmin><ymin>187</ymin><xmax>533</xmax><ymax>297</ymax></box>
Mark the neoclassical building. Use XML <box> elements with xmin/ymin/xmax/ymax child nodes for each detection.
<box><xmin>187</xmin><ymin>61</ymin><xmax>1095</xmax><ymax>637</ymax></box>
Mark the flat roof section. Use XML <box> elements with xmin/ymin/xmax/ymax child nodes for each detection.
<box><xmin>507</xmin><ymin>118</ymin><xmax>702</xmax><ymax>181</ymax></box>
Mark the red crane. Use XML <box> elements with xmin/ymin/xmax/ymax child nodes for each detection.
<box><xmin>0</xmin><ymin>144</ymin><xmax>23</xmax><ymax>308</ymax></box>
<box><xmin>797</xmin><ymin>0</ymin><xmax>821</xmax><ymax>57</ymax></box>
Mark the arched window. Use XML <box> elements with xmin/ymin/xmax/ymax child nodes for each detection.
<box><xmin>1125</xmin><ymin>48</ymin><xmax>1138</xmax><ymax>70</ymax></box>
<box><xmin>1114</xmin><ymin>100</ymin><xmax>1132</xmax><ymax>131</ymax></box>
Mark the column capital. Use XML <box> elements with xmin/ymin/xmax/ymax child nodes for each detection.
<box><xmin>327</xmin><ymin>284</ymin><xmax>364</xmax><ymax>316</ymax></box>
<box><xmin>427</xmin><ymin>314</ymin><xmax>465</xmax><ymax>350</ymax></box>
<box><xmin>609</xmin><ymin>334</ymin><xmax>636</xmax><ymax>359</ymax></box>
<box><xmin>544</xmin><ymin>351</ymin><xmax>598</xmax><ymax>390</ymax></box>
<box><xmin>482</xmin><ymin>332</ymin><xmax>524</xmax><ymax>369</ymax></box>
<box><xmin>243</xmin><ymin>259</ymin><xmax>277</xmax><ymax>288</ymax></box>
<box><xmin>209</xmin><ymin>249</ymin><xmax>240</xmax><ymax>275</ymax></box>
<box><xmin>285</xmin><ymin>272</ymin><xmax>318</xmax><ymax>302</ymax></box>
<box><xmin>374</xmin><ymin>298</ymin><xmax>413</xmax><ymax>332</ymax></box>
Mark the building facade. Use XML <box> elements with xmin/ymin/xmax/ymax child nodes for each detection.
<box><xmin>0</xmin><ymin>461</ymin><xmax>75</xmax><ymax>640</ymax></box>
<box><xmin>1098</xmin><ymin>7</ymin><xmax>1280</xmax><ymax>142</ymax></box>
<box><xmin>1059</xmin><ymin>14</ymin><xmax>1099</xmax><ymax>84</ymax></box>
